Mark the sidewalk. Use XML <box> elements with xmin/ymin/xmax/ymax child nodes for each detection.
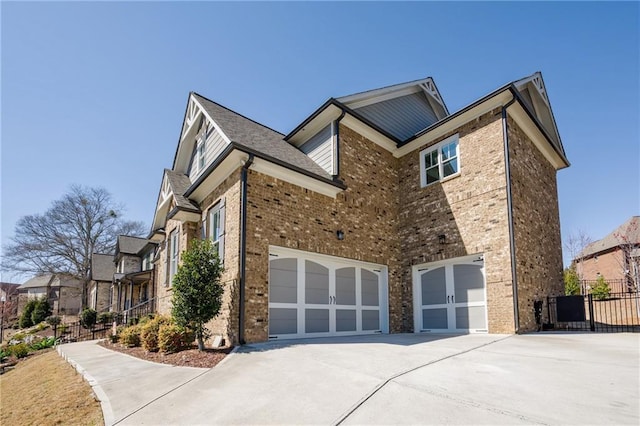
<box><xmin>57</xmin><ymin>341</ymin><xmax>210</xmax><ymax>425</ymax></box>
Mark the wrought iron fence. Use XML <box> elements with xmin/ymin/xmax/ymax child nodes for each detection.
<box><xmin>547</xmin><ymin>292</ymin><xmax>640</xmax><ymax>332</ymax></box>
<box><xmin>580</xmin><ymin>279</ymin><xmax>631</xmax><ymax>295</ymax></box>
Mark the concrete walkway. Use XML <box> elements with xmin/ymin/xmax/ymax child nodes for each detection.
<box><xmin>58</xmin><ymin>333</ymin><xmax>639</xmax><ymax>425</ymax></box>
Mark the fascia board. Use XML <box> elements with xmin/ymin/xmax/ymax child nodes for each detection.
<box><xmin>508</xmin><ymin>102</ymin><xmax>568</xmax><ymax>170</ymax></box>
<box><xmin>289</xmin><ymin>105</ymin><xmax>342</xmax><ymax>146</ymax></box>
<box><xmin>340</xmin><ymin>115</ymin><xmax>398</xmax><ymax>153</ymax></box>
<box><xmin>188</xmin><ymin>149</ymin><xmax>248</xmax><ymax>203</ymax></box>
<box><xmin>394</xmin><ymin>91</ymin><xmax>512</xmax><ymax>158</ymax></box>
<box><xmin>250</xmin><ymin>157</ymin><xmax>342</xmax><ymax>199</ymax></box>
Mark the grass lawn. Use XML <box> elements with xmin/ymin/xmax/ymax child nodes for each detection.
<box><xmin>0</xmin><ymin>349</ymin><xmax>103</xmax><ymax>425</ymax></box>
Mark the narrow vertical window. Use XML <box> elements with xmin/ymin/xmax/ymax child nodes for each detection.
<box><xmin>169</xmin><ymin>230</ymin><xmax>179</xmax><ymax>285</ymax></box>
<box><xmin>209</xmin><ymin>200</ymin><xmax>225</xmax><ymax>263</ymax></box>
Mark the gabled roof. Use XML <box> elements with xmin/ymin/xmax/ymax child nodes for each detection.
<box><xmin>166</xmin><ymin>169</ymin><xmax>200</xmax><ymax>212</ymax></box>
<box><xmin>20</xmin><ymin>274</ymin><xmax>54</xmax><ymax>289</ymax></box>
<box><xmin>19</xmin><ymin>274</ymin><xmax>83</xmax><ymax>289</ymax></box>
<box><xmin>116</xmin><ymin>235</ymin><xmax>154</xmax><ymax>256</ymax></box>
<box><xmin>579</xmin><ymin>216</ymin><xmax>640</xmax><ymax>259</ymax></box>
<box><xmin>91</xmin><ymin>253</ymin><xmax>115</xmax><ymax>282</ymax></box>
<box><xmin>191</xmin><ymin>93</ymin><xmax>331</xmax><ymax>179</ymax></box>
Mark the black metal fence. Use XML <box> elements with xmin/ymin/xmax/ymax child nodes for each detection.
<box><xmin>547</xmin><ymin>292</ymin><xmax>640</xmax><ymax>332</ymax></box>
<box><xmin>56</xmin><ymin>298</ymin><xmax>156</xmax><ymax>343</ymax></box>
<box><xmin>580</xmin><ymin>279</ymin><xmax>630</xmax><ymax>295</ymax></box>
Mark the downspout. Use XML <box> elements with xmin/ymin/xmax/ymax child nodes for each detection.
<box><xmin>238</xmin><ymin>153</ymin><xmax>254</xmax><ymax>345</ymax></box>
<box><xmin>502</xmin><ymin>90</ymin><xmax>520</xmax><ymax>333</ymax></box>
<box><xmin>333</xmin><ymin>110</ymin><xmax>346</xmax><ymax>177</ymax></box>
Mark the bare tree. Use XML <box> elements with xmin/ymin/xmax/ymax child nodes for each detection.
<box><xmin>563</xmin><ymin>229</ymin><xmax>593</xmax><ymax>279</ymax></box>
<box><xmin>2</xmin><ymin>185</ymin><xmax>146</xmax><ymax>304</ymax></box>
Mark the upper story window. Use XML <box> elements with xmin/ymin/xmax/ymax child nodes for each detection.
<box><xmin>419</xmin><ymin>134</ymin><xmax>460</xmax><ymax>187</ymax></box>
<box><xmin>169</xmin><ymin>230</ymin><xmax>180</xmax><ymax>285</ymax></box>
<box><xmin>208</xmin><ymin>200</ymin><xmax>225</xmax><ymax>263</ymax></box>
<box><xmin>141</xmin><ymin>250</ymin><xmax>154</xmax><ymax>271</ymax></box>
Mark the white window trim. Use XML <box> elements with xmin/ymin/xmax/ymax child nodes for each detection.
<box><xmin>169</xmin><ymin>230</ymin><xmax>179</xmax><ymax>286</ymax></box>
<box><xmin>208</xmin><ymin>199</ymin><xmax>225</xmax><ymax>263</ymax></box>
<box><xmin>419</xmin><ymin>134</ymin><xmax>460</xmax><ymax>187</ymax></box>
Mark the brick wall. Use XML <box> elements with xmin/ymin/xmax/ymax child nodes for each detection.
<box><xmin>243</xmin><ymin>124</ymin><xmax>400</xmax><ymax>342</ymax></box>
<box><xmin>508</xmin><ymin>117</ymin><xmax>564</xmax><ymax>331</ymax></box>
<box><xmin>577</xmin><ymin>249</ymin><xmax>625</xmax><ymax>283</ymax></box>
<box><xmin>398</xmin><ymin>110</ymin><xmax>516</xmax><ymax>333</ymax></box>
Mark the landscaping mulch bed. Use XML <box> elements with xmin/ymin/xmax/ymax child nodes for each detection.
<box><xmin>98</xmin><ymin>340</ymin><xmax>233</xmax><ymax>368</ymax></box>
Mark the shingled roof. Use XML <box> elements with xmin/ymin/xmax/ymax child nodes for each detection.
<box><xmin>579</xmin><ymin>216</ymin><xmax>640</xmax><ymax>259</ymax></box>
<box><xmin>165</xmin><ymin>169</ymin><xmax>200</xmax><ymax>212</ymax></box>
<box><xmin>117</xmin><ymin>235</ymin><xmax>153</xmax><ymax>255</ymax></box>
<box><xmin>192</xmin><ymin>93</ymin><xmax>332</xmax><ymax>180</ymax></box>
<box><xmin>91</xmin><ymin>253</ymin><xmax>115</xmax><ymax>282</ymax></box>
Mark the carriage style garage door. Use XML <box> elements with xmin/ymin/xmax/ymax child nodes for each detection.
<box><xmin>268</xmin><ymin>246</ymin><xmax>389</xmax><ymax>340</ymax></box>
<box><xmin>413</xmin><ymin>254</ymin><xmax>488</xmax><ymax>333</ymax></box>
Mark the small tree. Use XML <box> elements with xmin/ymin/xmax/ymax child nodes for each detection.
<box><xmin>80</xmin><ymin>308</ymin><xmax>97</xmax><ymax>329</ymax></box>
<box><xmin>31</xmin><ymin>297</ymin><xmax>51</xmax><ymax>324</ymax></box>
<box><xmin>591</xmin><ymin>275</ymin><xmax>611</xmax><ymax>300</ymax></box>
<box><xmin>564</xmin><ymin>267</ymin><xmax>581</xmax><ymax>296</ymax></box>
<box><xmin>171</xmin><ymin>239</ymin><xmax>224</xmax><ymax>351</ymax></box>
<box><xmin>19</xmin><ymin>299</ymin><xmax>37</xmax><ymax>328</ymax></box>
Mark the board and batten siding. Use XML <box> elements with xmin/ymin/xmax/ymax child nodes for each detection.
<box><xmin>188</xmin><ymin>125</ymin><xmax>230</xmax><ymax>182</ymax></box>
<box><xmin>300</xmin><ymin>123</ymin><xmax>335</xmax><ymax>175</ymax></box>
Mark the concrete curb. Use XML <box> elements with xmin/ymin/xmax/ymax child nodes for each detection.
<box><xmin>57</xmin><ymin>344</ymin><xmax>116</xmax><ymax>426</ymax></box>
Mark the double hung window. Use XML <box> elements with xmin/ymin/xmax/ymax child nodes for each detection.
<box><xmin>419</xmin><ymin>135</ymin><xmax>460</xmax><ymax>187</ymax></box>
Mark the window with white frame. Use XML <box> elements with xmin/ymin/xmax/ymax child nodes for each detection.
<box><xmin>419</xmin><ymin>134</ymin><xmax>460</xmax><ymax>187</ymax></box>
<box><xmin>208</xmin><ymin>200</ymin><xmax>225</xmax><ymax>262</ymax></box>
<box><xmin>169</xmin><ymin>230</ymin><xmax>179</xmax><ymax>285</ymax></box>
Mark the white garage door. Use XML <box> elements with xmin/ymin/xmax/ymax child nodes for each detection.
<box><xmin>413</xmin><ymin>254</ymin><xmax>488</xmax><ymax>333</ymax></box>
<box><xmin>268</xmin><ymin>246</ymin><xmax>389</xmax><ymax>340</ymax></box>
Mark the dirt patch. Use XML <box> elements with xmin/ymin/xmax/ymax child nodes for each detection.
<box><xmin>98</xmin><ymin>340</ymin><xmax>233</xmax><ymax>368</ymax></box>
<box><xmin>0</xmin><ymin>350</ymin><xmax>103</xmax><ymax>425</ymax></box>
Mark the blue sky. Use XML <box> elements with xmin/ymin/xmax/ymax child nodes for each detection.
<box><xmin>1</xmin><ymin>2</ymin><xmax>638</xmax><ymax>282</ymax></box>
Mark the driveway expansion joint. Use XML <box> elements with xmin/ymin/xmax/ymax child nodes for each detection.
<box><xmin>331</xmin><ymin>335</ymin><xmax>513</xmax><ymax>426</ymax></box>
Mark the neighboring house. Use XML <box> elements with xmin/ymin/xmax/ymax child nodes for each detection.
<box><xmin>89</xmin><ymin>253</ymin><xmax>116</xmax><ymax>312</ymax></box>
<box><xmin>1</xmin><ymin>282</ymin><xmax>20</xmax><ymax>321</ymax></box>
<box><xmin>575</xmin><ymin>216</ymin><xmax>640</xmax><ymax>293</ymax></box>
<box><xmin>111</xmin><ymin>236</ymin><xmax>157</xmax><ymax>312</ymax></box>
<box><xmin>149</xmin><ymin>71</ymin><xmax>568</xmax><ymax>345</ymax></box>
<box><xmin>17</xmin><ymin>274</ymin><xmax>83</xmax><ymax>316</ymax></box>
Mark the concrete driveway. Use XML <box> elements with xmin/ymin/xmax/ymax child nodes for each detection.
<box><xmin>59</xmin><ymin>333</ymin><xmax>639</xmax><ymax>425</ymax></box>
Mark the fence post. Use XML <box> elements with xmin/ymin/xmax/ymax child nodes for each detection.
<box><xmin>546</xmin><ymin>296</ymin><xmax>551</xmax><ymax>326</ymax></box>
<box><xmin>588</xmin><ymin>293</ymin><xmax>595</xmax><ymax>332</ymax></box>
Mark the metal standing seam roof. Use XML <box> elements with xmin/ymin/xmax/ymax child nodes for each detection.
<box><xmin>578</xmin><ymin>216</ymin><xmax>640</xmax><ymax>259</ymax></box>
<box><xmin>192</xmin><ymin>93</ymin><xmax>332</xmax><ymax>180</ymax></box>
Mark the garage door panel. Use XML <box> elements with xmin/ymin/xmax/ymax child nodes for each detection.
<box><xmin>361</xmin><ymin>269</ymin><xmax>379</xmax><ymax>306</ymax></box>
<box><xmin>305</xmin><ymin>308</ymin><xmax>330</xmax><ymax>333</ymax></box>
<box><xmin>422</xmin><ymin>267</ymin><xmax>446</xmax><ymax>305</ymax></box>
<box><xmin>336</xmin><ymin>267</ymin><xmax>356</xmax><ymax>305</ymax></box>
<box><xmin>270</xmin><ymin>258</ymin><xmax>298</xmax><ymax>304</ymax></box>
<box><xmin>336</xmin><ymin>309</ymin><xmax>357</xmax><ymax>332</ymax></box>
<box><xmin>422</xmin><ymin>308</ymin><xmax>448</xmax><ymax>330</ymax></box>
<box><xmin>305</xmin><ymin>260</ymin><xmax>329</xmax><ymax>305</ymax></box>
<box><xmin>269</xmin><ymin>308</ymin><xmax>297</xmax><ymax>335</ymax></box>
<box><xmin>453</xmin><ymin>264</ymin><xmax>484</xmax><ymax>303</ymax></box>
<box><xmin>362</xmin><ymin>310</ymin><xmax>380</xmax><ymax>331</ymax></box>
<box><xmin>455</xmin><ymin>306</ymin><xmax>486</xmax><ymax>329</ymax></box>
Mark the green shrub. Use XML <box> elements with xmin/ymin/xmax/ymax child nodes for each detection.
<box><xmin>591</xmin><ymin>276</ymin><xmax>611</xmax><ymax>300</ymax></box>
<box><xmin>11</xmin><ymin>332</ymin><xmax>26</xmax><ymax>342</ymax></box>
<box><xmin>46</xmin><ymin>316</ymin><xmax>62</xmax><ymax>327</ymax></box>
<box><xmin>31</xmin><ymin>298</ymin><xmax>52</xmax><ymax>325</ymax></box>
<box><xmin>9</xmin><ymin>343</ymin><xmax>30</xmax><ymax>359</ymax></box>
<box><xmin>97</xmin><ymin>312</ymin><xmax>114</xmax><ymax>325</ymax></box>
<box><xmin>564</xmin><ymin>267</ymin><xmax>581</xmax><ymax>296</ymax></box>
<box><xmin>108</xmin><ymin>325</ymin><xmax>125</xmax><ymax>344</ymax></box>
<box><xmin>80</xmin><ymin>308</ymin><xmax>98</xmax><ymax>329</ymax></box>
<box><xmin>29</xmin><ymin>337</ymin><xmax>56</xmax><ymax>351</ymax></box>
<box><xmin>34</xmin><ymin>322</ymin><xmax>49</xmax><ymax>332</ymax></box>
<box><xmin>0</xmin><ymin>346</ymin><xmax>10</xmax><ymax>362</ymax></box>
<box><xmin>140</xmin><ymin>316</ymin><xmax>171</xmax><ymax>352</ymax></box>
<box><xmin>119</xmin><ymin>325</ymin><xmax>142</xmax><ymax>347</ymax></box>
<box><xmin>19</xmin><ymin>300</ymin><xmax>37</xmax><ymax>328</ymax></box>
<box><xmin>158</xmin><ymin>324</ymin><xmax>193</xmax><ymax>354</ymax></box>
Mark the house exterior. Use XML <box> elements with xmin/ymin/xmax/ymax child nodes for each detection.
<box><xmin>17</xmin><ymin>274</ymin><xmax>83</xmax><ymax>316</ymax></box>
<box><xmin>89</xmin><ymin>253</ymin><xmax>116</xmax><ymax>312</ymax></box>
<box><xmin>110</xmin><ymin>236</ymin><xmax>157</xmax><ymax>312</ymax></box>
<box><xmin>150</xmin><ymin>72</ymin><xmax>568</xmax><ymax>345</ymax></box>
<box><xmin>575</xmin><ymin>216</ymin><xmax>639</xmax><ymax>293</ymax></box>
<box><xmin>1</xmin><ymin>282</ymin><xmax>20</xmax><ymax>322</ymax></box>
